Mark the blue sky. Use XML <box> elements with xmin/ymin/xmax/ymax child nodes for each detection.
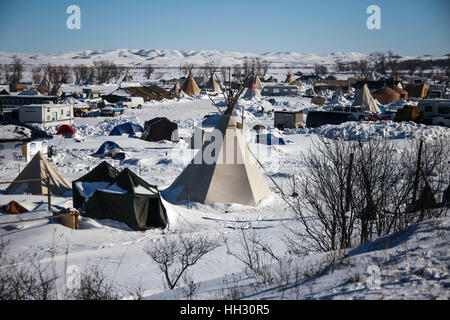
<box><xmin>0</xmin><ymin>0</ymin><xmax>449</xmax><ymax>56</ymax></box>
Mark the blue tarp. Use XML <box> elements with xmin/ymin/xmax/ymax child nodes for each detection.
<box><xmin>257</xmin><ymin>133</ymin><xmax>286</xmax><ymax>146</ymax></box>
<box><xmin>109</xmin><ymin>122</ymin><xmax>143</xmax><ymax>137</ymax></box>
<box><xmin>92</xmin><ymin>141</ymin><xmax>121</xmax><ymax>156</ymax></box>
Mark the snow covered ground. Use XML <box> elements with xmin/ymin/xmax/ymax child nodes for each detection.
<box><xmin>0</xmin><ymin>92</ymin><xmax>449</xmax><ymax>300</ymax></box>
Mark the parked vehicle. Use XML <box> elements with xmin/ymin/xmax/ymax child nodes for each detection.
<box><xmin>331</xmin><ymin>106</ymin><xmax>370</xmax><ymax>120</ymax></box>
<box><xmin>101</xmin><ymin>105</ymin><xmax>125</xmax><ymax>116</ymax></box>
<box><xmin>416</xmin><ymin>99</ymin><xmax>450</xmax><ymax>125</ymax></box>
<box><xmin>117</xmin><ymin>97</ymin><xmax>144</xmax><ymax>109</ymax></box>
<box><xmin>306</xmin><ymin>111</ymin><xmax>357</xmax><ymax>128</ymax></box>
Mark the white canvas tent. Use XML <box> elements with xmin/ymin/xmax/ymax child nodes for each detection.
<box><xmin>5</xmin><ymin>151</ymin><xmax>71</xmax><ymax>195</ymax></box>
<box><xmin>168</xmin><ymin>115</ymin><xmax>271</xmax><ymax>206</ymax></box>
<box><xmin>352</xmin><ymin>84</ymin><xmax>381</xmax><ymax>113</ymax></box>
<box><xmin>243</xmin><ymin>82</ymin><xmax>262</xmax><ymax>99</ymax></box>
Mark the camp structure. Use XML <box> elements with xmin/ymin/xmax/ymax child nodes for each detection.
<box><xmin>243</xmin><ymin>82</ymin><xmax>262</xmax><ymax>100</ymax></box>
<box><xmin>73</xmin><ymin>164</ymin><xmax>168</xmax><ymax>230</ymax></box>
<box><xmin>311</xmin><ymin>96</ymin><xmax>327</xmax><ymax>105</ymax></box>
<box><xmin>168</xmin><ymin>115</ymin><xmax>272</xmax><ymax>206</ymax></box>
<box><xmin>389</xmin><ymin>85</ymin><xmax>408</xmax><ymax>100</ymax></box>
<box><xmin>72</xmin><ymin>161</ymin><xmax>120</xmax><ymax>209</ymax></box>
<box><xmin>91</xmin><ymin>141</ymin><xmax>126</xmax><ymax>160</ymax></box>
<box><xmin>5</xmin><ymin>151</ymin><xmax>71</xmax><ymax>195</ymax></box>
<box><xmin>255</xmin><ymin>129</ymin><xmax>286</xmax><ymax>146</ymax></box>
<box><xmin>56</xmin><ymin>124</ymin><xmax>76</xmax><ymax>138</ymax></box>
<box><xmin>36</xmin><ymin>74</ymin><xmax>52</xmax><ymax>94</ymax></box>
<box><xmin>141</xmin><ymin>117</ymin><xmax>179</xmax><ymax>142</ymax></box>
<box><xmin>352</xmin><ymin>84</ymin><xmax>381</xmax><ymax>113</ymax></box>
<box><xmin>253</xmin><ymin>75</ymin><xmax>263</xmax><ymax>90</ymax></box>
<box><xmin>0</xmin><ymin>200</ymin><xmax>29</xmax><ymax>214</ymax></box>
<box><xmin>171</xmin><ymin>83</ymin><xmax>184</xmax><ymax>95</ymax></box>
<box><xmin>284</xmin><ymin>74</ymin><xmax>293</xmax><ymax>83</ymax></box>
<box><xmin>121</xmin><ymin>72</ymin><xmax>133</xmax><ymax>83</ymax></box>
<box><xmin>181</xmin><ymin>73</ymin><xmax>201</xmax><ymax>96</ymax></box>
<box><xmin>403</xmin><ymin>83</ymin><xmax>429</xmax><ymax>99</ymax></box>
<box><xmin>109</xmin><ymin>122</ymin><xmax>144</xmax><ymax>137</ymax></box>
<box><xmin>203</xmin><ymin>76</ymin><xmax>222</xmax><ymax>95</ymax></box>
<box><xmin>372</xmin><ymin>87</ymin><xmax>401</xmax><ymax>105</ymax></box>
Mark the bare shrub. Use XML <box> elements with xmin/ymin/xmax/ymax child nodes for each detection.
<box><xmin>144</xmin><ymin>233</ymin><xmax>221</xmax><ymax>290</ymax></box>
<box><xmin>68</xmin><ymin>265</ymin><xmax>118</xmax><ymax>300</ymax></box>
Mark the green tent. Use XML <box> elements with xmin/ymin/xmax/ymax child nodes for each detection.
<box><xmin>72</xmin><ymin>161</ymin><xmax>120</xmax><ymax>210</ymax></box>
<box><xmin>73</xmin><ymin>164</ymin><xmax>168</xmax><ymax>230</ymax></box>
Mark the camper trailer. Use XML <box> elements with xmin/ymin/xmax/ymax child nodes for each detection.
<box><xmin>417</xmin><ymin>99</ymin><xmax>450</xmax><ymax>127</ymax></box>
<box><xmin>261</xmin><ymin>85</ymin><xmax>299</xmax><ymax>97</ymax></box>
<box><xmin>19</xmin><ymin>104</ymin><xmax>74</xmax><ymax>125</ymax></box>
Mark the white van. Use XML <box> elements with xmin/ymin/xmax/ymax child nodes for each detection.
<box><xmin>117</xmin><ymin>97</ymin><xmax>144</xmax><ymax>109</ymax></box>
<box><xmin>417</xmin><ymin>99</ymin><xmax>450</xmax><ymax>127</ymax></box>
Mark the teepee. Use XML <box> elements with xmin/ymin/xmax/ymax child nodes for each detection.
<box><xmin>168</xmin><ymin>74</ymin><xmax>272</xmax><ymax>206</ymax></box>
<box><xmin>254</xmin><ymin>74</ymin><xmax>263</xmax><ymax>90</ymax></box>
<box><xmin>204</xmin><ymin>76</ymin><xmax>222</xmax><ymax>94</ymax></box>
<box><xmin>243</xmin><ymin>81</ymin><xmax>262</xmax><ymax>99</ymax></box>
<box><xmin>353</xmin><ymin>84</ymin><xmax>381</xmax><ymax>113</ymax></box>
<box><xmin>182</xmin><ymin>73</ymin><xmax>200</xmax><ymax>95</ymax></box>
<box><xmin>5</xmin><ymin>151</ymin><xmax>71</xmax><ymax>195</ymax></box>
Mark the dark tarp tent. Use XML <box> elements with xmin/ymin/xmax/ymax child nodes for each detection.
<box><xmin>141</xmin><ymin>117</ymin><xmax>179</xmax><ymax>142</ymax></box>
<box><xmin>109</xmin><ymin>122</ymin><xmax>143</xmax><ymax>137</ymax></box>
<box><xmin>73</xmin><ymin>163</ymin><xmax>168</xmax><ymax>230</ymax></box>
<box><xmin>72</xmin><ymin>161</ymin><xmax>120</xmax><ymax>209</ymax></box>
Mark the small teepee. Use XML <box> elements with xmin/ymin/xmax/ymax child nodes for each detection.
<box><xmin>167</xmin><ymin>74</ymin><xmax>272</xmax><ymax>206</ymax></box>
<box><xmin>353</xmin><ymin>84</ymin><xmax>381</xmax><ymax>113</ymax></box>
<box><xmin>182</xmin><ymin>73</ymin><xmax>201</xmax><ymax>96</ymax></box>
<box><xmin>5</xmin><ymin>151</ymin><xmax>71</xmax><ymax>195</ymax></box>
<box><xmin>204</xmin><ymin>76</ymin><xmax>222</xmax><ymax>94</ymax></box>
<box><xmin>243</xmin><ymin>81</ymin><xmax>262</xmax><ymax>99</ymax></box>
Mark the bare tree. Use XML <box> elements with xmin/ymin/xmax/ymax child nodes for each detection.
<box><xmin>144</xmin><ymin>233</ymin><xmax>221</xmax><ymax>290</ymax></box>
<box><xmin>144</xmin><ymin>64</ymin><xmax>154</xmax><ymax>80</ymax></box>
<box><xmin>232</xmin><ymin>64</ymin><xmax>242</xmax><ymax>83</ymax></box>
<box><xmin>260</xmin><ymin>60</ymin><xmax>271</xmax><ymax>77</ymax></box>
<box><xmin>72</xmin><ymin>64</ymin><xmax>90</xmax><ymax>85</ymax></box>
<box><xmin>314</xmin><ymin>64</ymin><xmax>328</xmax><ymax>77</ymax></box>
<box><xmin>93</xmin><ymin>60</ymin><xmax>118</xmax><ymax>84</ymax></box>
<box><xmin>31</xmin><ymin>67</ymin><xmax>42</xmax><ymax>84</ymax></box>
<box><xmin>182</xmin><ymin>62</ymin><xmax>196</xmax><ymax>76</ymax></box>
<box><xmin>44</xmin><ymin>64</ymin><xmax>71</xmax><ymax>95</ymax></box>
<box><xmin>369</xmin><ymin>52</ymin><xmax>387</xmax><ymax>75</ymax></box>
<box><xmin>4</xmin><ymin>55</ymin><xmax>24</xmax><ymax>84</ymax></box>
<box><xmin>387</xmin><ymin>50</ymin><xmax>401</xmax><ymax>77</ymax></box>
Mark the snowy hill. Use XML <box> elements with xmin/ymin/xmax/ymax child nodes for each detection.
<box><xmin>0</xmin><ymin>49</ymin><xmax>446</xmax><ymax>68</ymax></box>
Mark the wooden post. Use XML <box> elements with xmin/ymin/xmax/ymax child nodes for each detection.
<box><xmin>47</xmin><ymin>177</ymin><xmax>52</xmax><ymax>212</ymax></box>
<box><xmin>186</xmin><ymin>188</ymin><xmax>190</xmax><ymax>209</ymax></box>
<box><xmin>412</xmin><ymin>140</ymin><xmax>424</xmax><ymax>205</ymax></box>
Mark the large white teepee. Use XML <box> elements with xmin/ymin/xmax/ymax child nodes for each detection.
<box><xmin>352</xmin><ymin>84</ymin><xmax>381</xmax><ymax>113</ymax></box>
<box><xmin>5</xmin><ymin>151</ymin><xmax>71</xmax><ymax>195</ymax></box>
<box><xmin>168</xmin><ymin>115</ymin><xmax>271</xmax><ymax>206</ymax></box>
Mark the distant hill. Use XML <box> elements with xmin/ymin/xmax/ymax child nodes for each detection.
<box><xmin>0</xmin><ymin>49</ymin><xmax>447</xmax><ymax>68</ymax></box>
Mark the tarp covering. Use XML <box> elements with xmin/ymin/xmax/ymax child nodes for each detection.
<box><xmin>74</xmin><ymin>165</ymin><xmax>168</xmax><ymax>230</ymax></box>
<box><xmin>56</xmin><ymin>124</ymin><xmax>76</xmax><ymax>136</ymax></box>
<box><xmin>91</xmin><ymin>141</ymin><xmax>123</xmax><ymax>157</ymax></box>
<box><xmin>109</xmin><ymin>122</ymin><xmax>144</xmax><ymax>137</ymax></box>
<box><xmin>141</xmin><ymin>117</ymin><xmax>179</xmax><ymax>142</ymax></box>
<box><xmin>0</xmin><ymin>114</ymin><xmax>53</xmax><ymax>140</ymax></box>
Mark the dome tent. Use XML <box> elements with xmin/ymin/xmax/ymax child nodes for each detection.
<box><xmin>56</xmin><ymin>124</ymin><xmax>76</xmax><ymax>138</ymax></box>
<box><xmin>109</xmin><ymin>122</ymin><xmax>144</xmax><ymax>137</ymax></box>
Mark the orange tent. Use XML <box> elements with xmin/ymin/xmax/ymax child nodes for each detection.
<box><xmin>0</xmin><ymin>201</ymin><xmax>29</xmax><ymax>214</ymax></box>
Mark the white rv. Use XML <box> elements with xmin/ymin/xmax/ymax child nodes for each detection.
<box><xmin>417</xmin><ymin>99</ymin><xmax>450</xmax><ymax>127</ymax></box>
<box><xmin>19</xmin><ymin>104</ymin><xmax>74</xmax><ymax>125</ymax></box>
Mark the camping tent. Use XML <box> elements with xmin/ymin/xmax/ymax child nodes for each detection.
<box><xmin>109</xmin><ymin>122</ymin><xmax>143</xmax><ymax>137</ymax></box>
<box><xmin>255</xmin><ymin>131</ymin><xmax>286</xmax><ymax>146</ymax></box>
<box><xmin>141</xmin><ymin>117</ymin><xmax>179</xmax><ymax>142</ymax></box>
<box><xmin>243</xmin><ymin>82</ymin><xmax>262</xmax><ymax>99</ymax></box>
<box><xmin>181</xmin><ymin>73</ymin><xmax>201</xmax><ymax>96</ymax></box>
<box><xmin>5</xmin><ymin>151</ymin><xmax>71</xmax><ymax>195</ymax></box>
<box><xmin>76</xmin><ymin>166</ymin><xmax>168</xmax><ymax>230</ymax></box>
<box><xmin>372</xmin><ymin>87</ymin><xmax>401</xmax><ymax>105</ymax></box>
<box><xmin>56</xmin><ymin>124</ymin><xmax>76</xmax><ymax>138</ymax></box>
<box><xmin>390</xmin><ymin>85</ymin><xmax>408</xmax><ymax>100</ymax></box>
<box><xmin>0</xmin><ymin>200</ymin><xmax>29</xmax><ymax>214</ymax></box>
<box><xmin>167</xmin><ymin>115</ymin><xmax>272</xmax><ymax>206</ymax></box>
<box><xmin>404</xmin><ymin>83</ymin><xmax>429</xmax><ymax>99</ymax></box>
<box><xmin>352</xmin><ymin>84</ymin><xmax>381</xmax><ymax>113</ymax></box>
<box><xmin>204</xmin><ymin>76</ymin><xmax>222</xmax><ymax>94</ymax></box>
<box><xmin>284</xmin><ymin>74</ymin><xmax>293</xmax><ymax>83</ymax></box>
<box><xmin>72</xmin><ymin>161</ymin><xmax>120</xmax><ymax>209</ymax></box>
<box><xmin>91</xmin><ymin>141</ymin><xmax>125</xmax><ymax>160</ymax></box>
